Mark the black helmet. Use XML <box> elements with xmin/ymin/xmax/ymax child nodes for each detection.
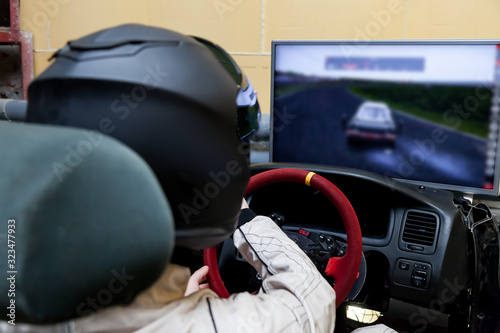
<box><xmin>27</xmin><ymin>24</ymin><xmax>251</xmax><ymax>249</ymax></box>
<box><xmin>193</xmin><ymin>36</ymin><xmax>260</xmax><ymax>142</ymax></box>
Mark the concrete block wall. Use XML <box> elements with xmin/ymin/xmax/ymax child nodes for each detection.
<box><xmin>20</xmin><ymin>0</ymin><xmax>500</xmax><ymax>114</ymax></box>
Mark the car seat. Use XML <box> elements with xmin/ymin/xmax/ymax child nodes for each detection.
<box><xmin>0</xmin><ymin>121</ymin><xmax>175</xmax><ymax>324</ymax></box>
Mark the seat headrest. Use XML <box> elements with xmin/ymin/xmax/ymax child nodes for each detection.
<box><xmin>0</xmin><ymin>121</ymin><xmax>174</xmax><ymax>324</ymax></box>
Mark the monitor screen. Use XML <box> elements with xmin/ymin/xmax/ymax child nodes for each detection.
<box><xmin>270</xmin><ymin>41</ymin><xmax>500</xmax><ymax>196</ymax></box>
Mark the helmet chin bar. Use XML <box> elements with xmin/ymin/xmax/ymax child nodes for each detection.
<box><xmin>204</xmin><ymin>168</ymin><xmax>363</xmax><ymax>308</ymax></box>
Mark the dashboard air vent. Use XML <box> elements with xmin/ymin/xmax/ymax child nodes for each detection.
<box><xmin>402</xmin><ymin>211</ymin><xmax>438</xmax><ymax>246</ymax></box>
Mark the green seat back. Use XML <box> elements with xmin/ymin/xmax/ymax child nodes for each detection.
<box><xmin>0</xmin><ymin>122</ymin><xmax>174</xmax><ymax>324</ymax></box>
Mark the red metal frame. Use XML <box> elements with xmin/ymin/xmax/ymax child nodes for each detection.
<box><xmin>0</xmin><ymin>0</ymin><xmax>34</xmax><ymax>99</ymax></box>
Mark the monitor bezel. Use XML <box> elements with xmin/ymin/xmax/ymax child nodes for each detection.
<box><xmin>269</xmin><ymin>39</ymin><xmax>500</xmax><ymax>197</ymax></box>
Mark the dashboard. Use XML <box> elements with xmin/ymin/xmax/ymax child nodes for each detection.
<box><xmin>224</xmin><ymin>162</ymin><xmax>472</xmax><ymax>314</ymax></box>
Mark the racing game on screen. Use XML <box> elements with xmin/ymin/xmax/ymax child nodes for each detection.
<box><xmin>272</xmin><ymin>43</ymin><xmax>500</xmax><ymax>193</ymax></box>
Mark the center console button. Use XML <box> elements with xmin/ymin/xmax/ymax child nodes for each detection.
<box><xmin>399</xmin><ymin>261</ymin><xmax>410</xmax><ymax>270</ymax></box>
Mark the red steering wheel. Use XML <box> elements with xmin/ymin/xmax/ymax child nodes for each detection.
<box><xmin>203</xmin><ymin>168</ymin><xmax>363</xmax><ymax>308</ymax></box>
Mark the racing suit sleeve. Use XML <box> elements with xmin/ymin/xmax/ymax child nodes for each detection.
<box><xmin>205</xmin><ymin>213</ymin><xmax>336</xmax><ymax>333</ymax></box>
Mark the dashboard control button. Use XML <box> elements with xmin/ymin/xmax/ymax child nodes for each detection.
<box><xmin>394</xmin><ymin>259</ymin><xmax>432</xmax><ymax>289</ymax></box>
<box><xmin>399</xmin><ymin>261</ymin><xmax>410</xmax><ymax>270</ymax></box>
<box><xmin>326</xmin><ymin>237</ymin><xmax>333</xmax><ymax>244</ymax></box>
<box><xmin>411</xmin><ymin>270</ymin><xmax>427</xmax><ymax>288</ymax></box>
<box><xmin>319</xmin><ymin>234</ymin><xmax>325</xmax><ymax>242</ymax></box>
<box><xmin>269</xmin><ymin>212</ymin><xmax>285</xmax><ymax>227</ymax></box>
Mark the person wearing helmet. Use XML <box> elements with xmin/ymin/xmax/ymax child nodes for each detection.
<box><xmin>1</xmin><ymin>24</ymin><xmax>394</xmax><ymax>333</ymax></box>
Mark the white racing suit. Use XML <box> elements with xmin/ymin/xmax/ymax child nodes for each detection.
<box><xmin>0</xmin><ymin>215</ymin><xmax>395</xmax><ymax>333</ymax></box>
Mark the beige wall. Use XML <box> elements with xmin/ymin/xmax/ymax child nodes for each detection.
<box><xmin>20</xmin><ymin>0</ymin><xmax>500</xmax><ymax>114</ymax></box>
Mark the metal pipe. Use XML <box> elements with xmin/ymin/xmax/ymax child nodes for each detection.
<box><xmin>0</xmin><ymin>99</ymin><xmax>27</xmax><ymax>121</ymax></box>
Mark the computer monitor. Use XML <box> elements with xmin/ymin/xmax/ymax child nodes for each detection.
<box><xmin>270</xmin><ymin>40</ymin><xmax>500</xmax><ymax>196</ymax></box>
